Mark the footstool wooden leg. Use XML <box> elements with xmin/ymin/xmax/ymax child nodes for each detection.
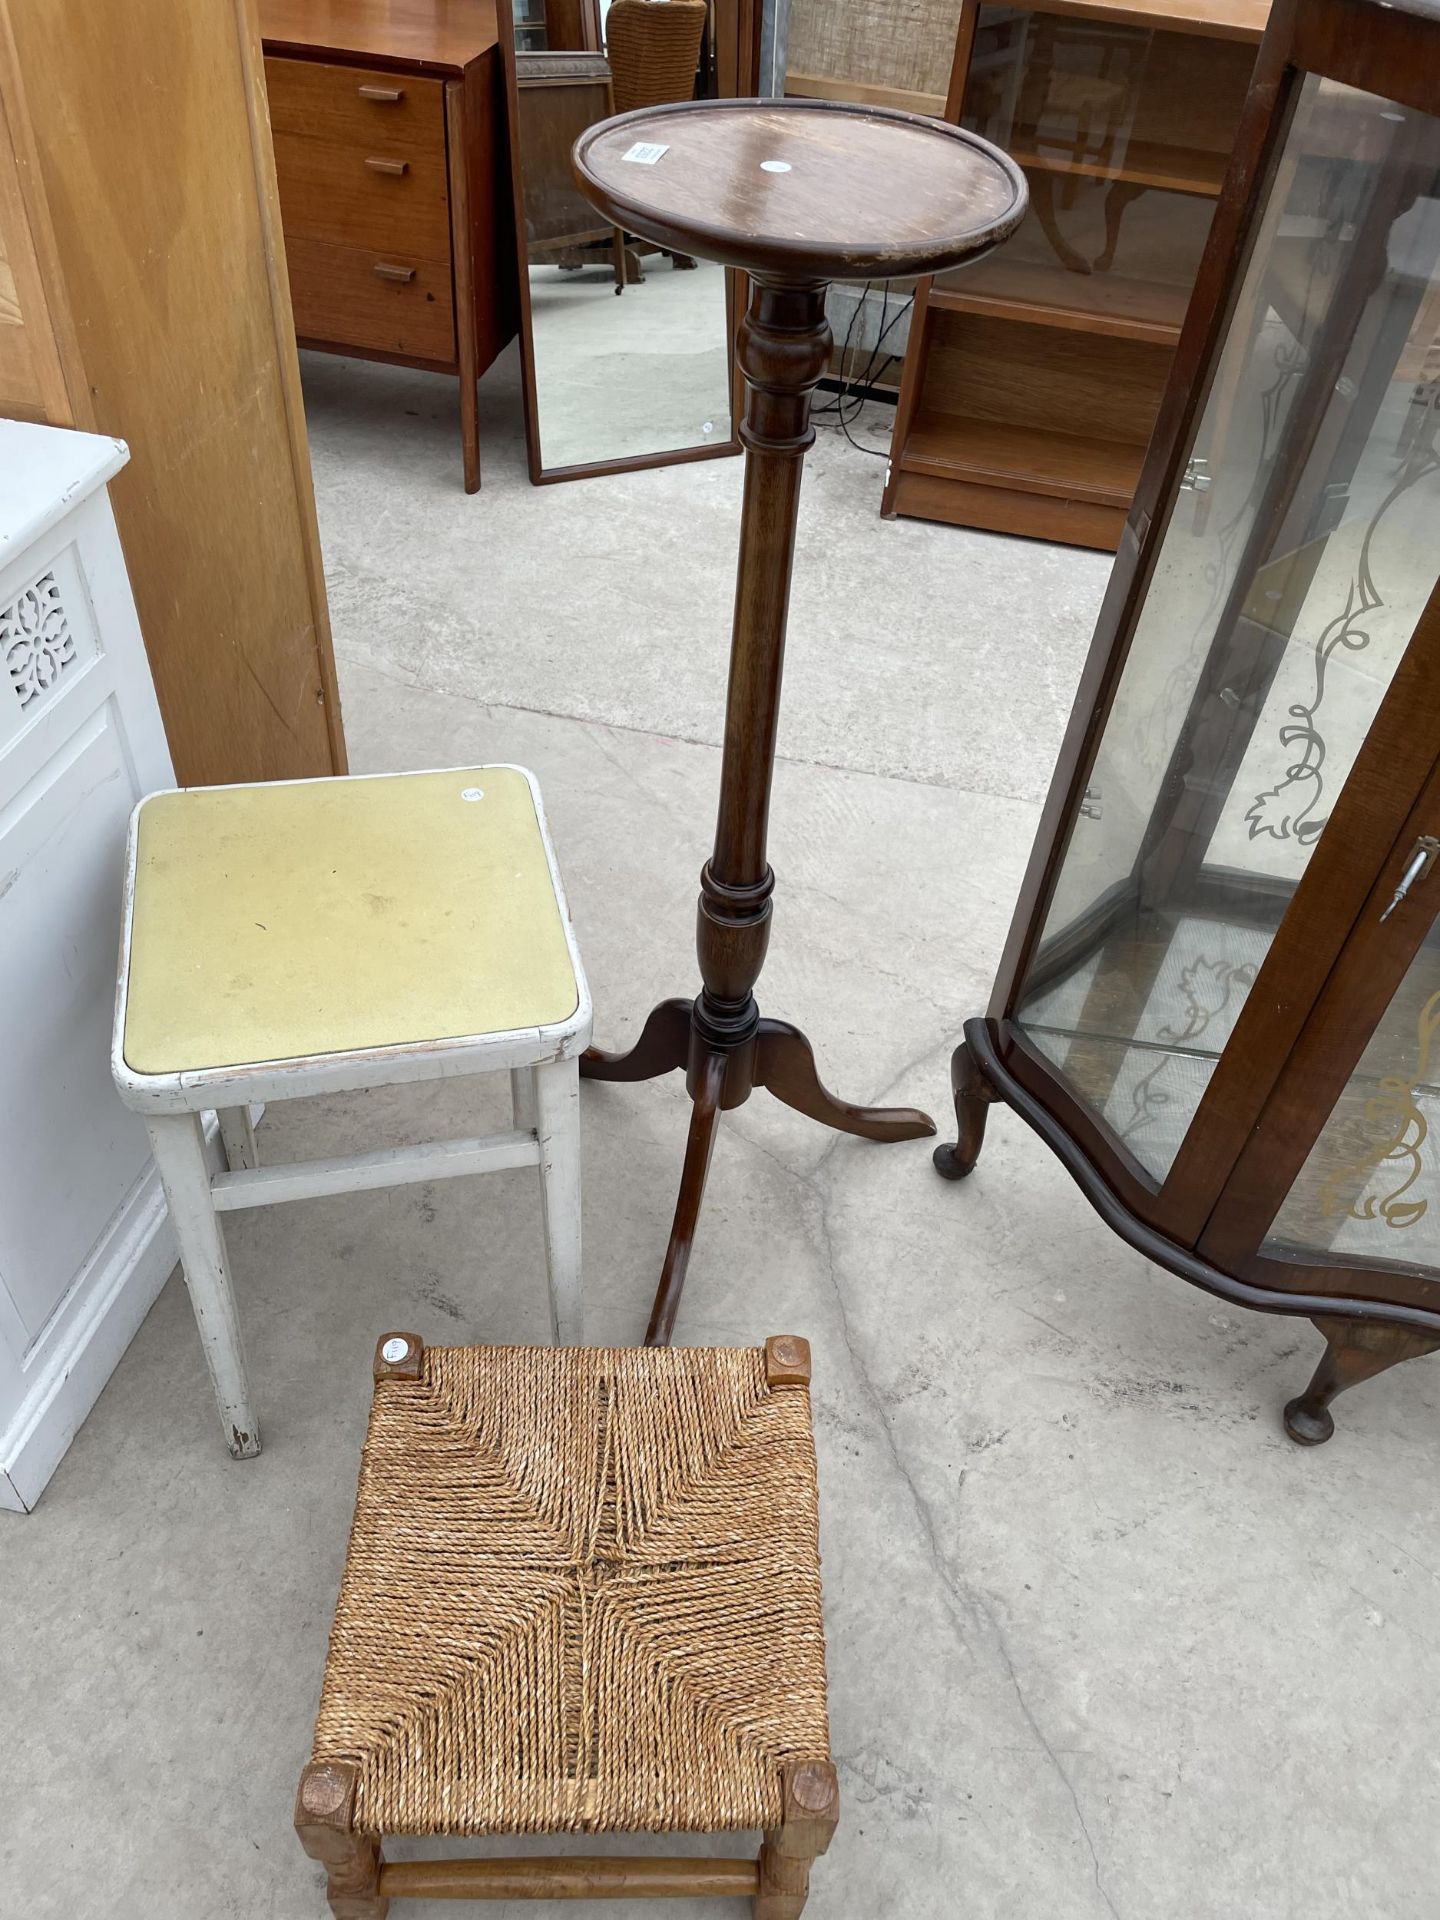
<box><xmin>295</xmin><ymin>1762</ymin><xmax>388</xmax><ymax>1920</ymax></box>
<box><xmin>755</xmin><ymin>1760</ymin><xmax>839</xmax><ymax>1919</ymax></box>
<box><xmin>145</xmin><ymin>1112</ymin><xmax>260</xmax><ymax>1458</ymax></box>
<box><xmin>535</xmin><ymin>1057</ymin><xmax>583</xmax><ymax>1345</ymax></box>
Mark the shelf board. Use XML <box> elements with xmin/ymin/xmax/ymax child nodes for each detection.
<box><xmin>1010</xmin><ymin>136</ymin><xmax>1229</xmax><ymax>198</ymax></box>
<box><xmin>900</xmin><ymin>412</ymin><xmax>1144</xmax><ymax>508</ymax></box>
<box><xmin>995</xmin><ymin>0</ymin><xmax>1268</xmax><ymax>42</ymax></box>
<box><xmin>930</xmin><ymin>258</ymin><xmax>1188</xmax><ymax>345</ymax></box>
<box><xmin>784</xmin><ymin>71</ymin><xmax>947</xmax><ymax>117</ymax></box>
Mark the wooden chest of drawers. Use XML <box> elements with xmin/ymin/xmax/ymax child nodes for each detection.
<box><xmin>260</xmin><ymin>1</ymin><xmax>519</xmax><ymax>492</ymax></box>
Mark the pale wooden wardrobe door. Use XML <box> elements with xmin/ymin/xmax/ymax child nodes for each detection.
<box><xmin>0</xmin><ymin>26</ymin><xmax>83</xmax><ymax>428</ymax></box>
<box><xmin>1</xmin><ymin>0</ymin><xmax>346</xmax><ymax>785</ymax></box>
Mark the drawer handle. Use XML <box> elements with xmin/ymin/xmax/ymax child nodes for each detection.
<box><xmin>373</xmin><ymin>262</ymin><xmax>416</xmax><ymax>283</ymax></box>
<box><xmin>364</xmin><ymin>156</ymin><xmax>410</xmax><ymax>176</ymax></box>
<box><xmin>358</xmin><ymin>84</ymin><xmax>404</xmax><ymax>102</ymax></box>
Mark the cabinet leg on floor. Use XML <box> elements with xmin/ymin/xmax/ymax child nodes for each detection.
<box><xmin>445</xmin><ymin>78</ymin><xmax>481</xmax><ymax>494</ymax></box>
<box><xmin>933</xmin><ymin>1030</ymin><xmax>1001</xmax><ymax>1181</ymax></box>
<box><xmin>1283</xmin><ymin>1315</ymin><xmax>1440</xmax><ymax>1445</ymax></box>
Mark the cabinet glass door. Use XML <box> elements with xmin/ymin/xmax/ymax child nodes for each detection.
<box><xmin>1268</xmin><ymin>930</ymin><xmax>1440</xmax><ymax>1275</ymax></box>
<box><xmin>514</xmin><ymin>0</ymin><xmax>550</xmax><ymax>51</ymax></box>
<box><xmin>1013</xmin><ymin>75</ymin><xmax>1440</xmax><ymax>1184</ymax></box>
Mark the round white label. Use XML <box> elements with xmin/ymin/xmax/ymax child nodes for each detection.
<box><xmin>461</xmin><ymin>787</ymin><xmax>485</xmax><ymax>802</ymax></box>
<box><xmin>381</xmin><ymin>1337</ymin><xmax>410</xmax><ymax>1364</ymax></box>
<box><xmin>760</xmin><ymin>160</ymin><xmax>791</xmax><ymax>174</ymax></box>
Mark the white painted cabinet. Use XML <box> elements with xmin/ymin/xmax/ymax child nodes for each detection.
<box><xmin>0</xmin><ymin>422</ymin><xmax>176</xmax><ymax>1510</ymax></box>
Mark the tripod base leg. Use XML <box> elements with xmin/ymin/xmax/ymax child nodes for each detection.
<box><xmin>754</xmin><ymin>1019</ymin><xmax>935</xmax><ymax>1141</ymax></box>
<box><xmin>581</xmin><ymin>998</ymin><xmax>692</xmax><ymax>1083</ymax></box>
<box><xmin>646</xmin><ymin>1048</ymin><xmax>728</xmax><ymax>1345</ymax></box>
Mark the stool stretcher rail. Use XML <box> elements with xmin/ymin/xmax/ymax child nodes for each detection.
<box><xmin>378</xmin><ymin>1856</ymin><xmax>761</xmax><ymax>1900</ymax></box>
<box><xmin>209</xmin><ymin>1130</ymin><xmax>540</xmax><ymax>1211</ymax></box>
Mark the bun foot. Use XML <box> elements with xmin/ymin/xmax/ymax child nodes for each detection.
<box><xmin>933</xmin><ymin>1140</ymin><xmax>978</xmax><ymax>1180</ymax></box>
<box><xmin>1282</xmin><ymin>1315</ymin><xmax>1440</xmax><ymax>1448</ymax></box>
<box><xmin>1282</xmin><ymin>1396</ymin><xmax>1335</xmax><ymax>1446</ymax></box>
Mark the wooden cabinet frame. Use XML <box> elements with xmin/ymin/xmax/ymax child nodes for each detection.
<box><xmin>882</xmin><ymin>0</ymin><xmax>1267</xmax><ymax>549</ymax></box>
<box><xmin>940</xmin><ymin>0</ymin><xmax>1440</xmax><ymax>1440</ymax></box>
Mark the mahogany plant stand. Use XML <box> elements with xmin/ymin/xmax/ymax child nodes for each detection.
<box><xmin>572</xmin><ymin>99</ymin><xmax>1025</xmax><ymax>1340</ymax></box>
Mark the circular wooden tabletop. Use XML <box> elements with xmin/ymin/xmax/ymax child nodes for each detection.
<box><xmin>572</xmin><ymin>98</ymin><xmax>1028</xmax><ymax>284</ymax></box>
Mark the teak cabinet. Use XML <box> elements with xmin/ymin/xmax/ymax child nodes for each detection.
<box><xmin>260</xmin><ymin>0</ymin><xmax>519</xmax><ymax>493</ymax></box>
<box><xmin>938</xmin><ymin>0</ymin><xmax>1440</xmax><ymax>1442</ymax></box>
<box><xmin>884</xmin><ymin>0</ymin><xmax>1268</xmax><ymax>549</ymax></box>
<box><xmin>0</xmin><ymin>0</ymin><xmax>345</xmax><ymax>787</ymax></box>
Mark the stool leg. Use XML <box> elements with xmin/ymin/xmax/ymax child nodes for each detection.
<box><xmin>146</xmin><ymin>1112</ymin><xmax>260</xmax><ymax>1459</ymax></box>
<box><xmin>534</xmin><ymin>1056</ymin><xmax>583</xmax><ymax>1345</ymax></box>
<box><xmin>510</xmin><ymin>1065</ymin><xmax>537</xmax><ymax>1135</ymax></box>
<box><xmin>217</xmin><ymin>1105</ymin><xmax>258</xmax><ymax>1171</ymax></box>
<box><xmin>296</xmin><ymin>1762</ymin><xmax>388</xmax><ymax>1920</ymax></box>
<box><xmin>756</xmin><ymin>1761</ymin><xmax>839</xmax><ymax>1920</ymax></box>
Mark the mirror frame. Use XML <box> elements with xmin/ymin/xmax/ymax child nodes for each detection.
<box><xmin>496</xmin><ymin>0</ymin><xmax>758</xmax><ymax>484</ymax></box>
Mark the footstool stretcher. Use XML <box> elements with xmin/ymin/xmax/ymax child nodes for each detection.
<box><xmin>297</xmin><ymin>1332</ymin><xmax>838</xmax><ymax>1916</ymax></box>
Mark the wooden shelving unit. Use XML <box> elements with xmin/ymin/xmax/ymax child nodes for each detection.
<box><xmin>883</xmin><ymin>0</ymin><xmax>1268</xmax><ymax>549</ymax></box>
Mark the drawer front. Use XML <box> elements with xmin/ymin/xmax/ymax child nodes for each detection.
<box><xmin>286</xmin><ymin>238</ymin><xmax>457</xmax><ymax>364</ymax></box>
<box><xmin>273</xmin><ymin>129</ymin><xmax>451</xmax><ymax>261</ymax></box>
<box><xmin>264</xmin><ymin>56</ymin><xmax>445</xmax><ymax>152</ymax></box>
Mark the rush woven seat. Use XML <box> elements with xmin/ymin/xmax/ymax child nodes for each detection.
<box><xmin>296</xmin><ymin>1333</ymin><xmax>839</xmax><ymax>1917</ymax></box>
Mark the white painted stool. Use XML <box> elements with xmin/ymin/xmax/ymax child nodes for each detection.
<box><xmin>111</xmin><ymin>765</ymin><xmax>591</xmax><ymax>1459</ymax></box>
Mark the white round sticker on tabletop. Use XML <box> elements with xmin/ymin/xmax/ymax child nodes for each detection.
<box><xmin>461</xmin><ymin>787</ymin><xmax>485</xmax><ymax>802</ymax></box>
<box><xmin>760</xmin><ymin>160</ymin><xmax>791</xmax><ymax>173</ymax></box>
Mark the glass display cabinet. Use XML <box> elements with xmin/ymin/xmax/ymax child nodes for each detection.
<box><xmin>938</xmin><ymin>0</ymin><xmax>1440</xmax><ymax>1442</ymax></box>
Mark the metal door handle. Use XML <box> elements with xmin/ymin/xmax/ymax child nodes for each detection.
<box><xmin>364</xmin><ymin>157</ymin><xmax>409</xmax><ymax>176</ymax></box>
<box><xmin>1380</xmin><ymin>836</ymin><xmax>1440</xmax><ymax>921</ymax></box>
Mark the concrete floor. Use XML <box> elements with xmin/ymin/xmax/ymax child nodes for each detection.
<box><xmin>5</xmin><ymin>342</ymin><xmax>1440</xmax><ymax>1920</ymax></box>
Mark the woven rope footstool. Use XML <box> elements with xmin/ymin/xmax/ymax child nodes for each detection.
<box><xmin>296</xmin><ymin>1332</ymin><xmax>838</xmax><ymax>1917</ymax></box>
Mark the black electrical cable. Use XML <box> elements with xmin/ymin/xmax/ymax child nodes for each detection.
<box><xmin>812</xmin><ymin>279</ymin><xmax>872</xmax><ymax>420</ymax></box>
<box><xmin>831</xmin><ymin>289</ymin><xmax>914</xmax><ymax>458</ymax></box>
<box><xmin>812</xmin><ymin>277</ymin><xmax>913</xmax><ymax>456</ymax></box>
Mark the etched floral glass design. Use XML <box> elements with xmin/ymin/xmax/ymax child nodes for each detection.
<box><xmin>1015</xmin><ymin>77</ymin><xmax>1440</xmax><ymax>1183</ymax></box>
<box><xmin>1269</xmin><ymin>955</ymin><xmax>1440</xmax><ymax>1267</ymax></box>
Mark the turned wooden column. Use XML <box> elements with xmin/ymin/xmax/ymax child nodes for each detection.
<box><xmin>573</xmin><ymin>99</ymin><xmax>1026</xmax><ymax>1341</ymax></box>
<box><xmin>696</xmin><ymin>280</ymin><xmax>829</xmax><ymax>1070</ymax></box>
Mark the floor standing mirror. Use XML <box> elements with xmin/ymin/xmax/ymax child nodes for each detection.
<box><xmin>497</xmin><ymin>0</ymin><xmax>753</xmax><ymax>481</ymax></box>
